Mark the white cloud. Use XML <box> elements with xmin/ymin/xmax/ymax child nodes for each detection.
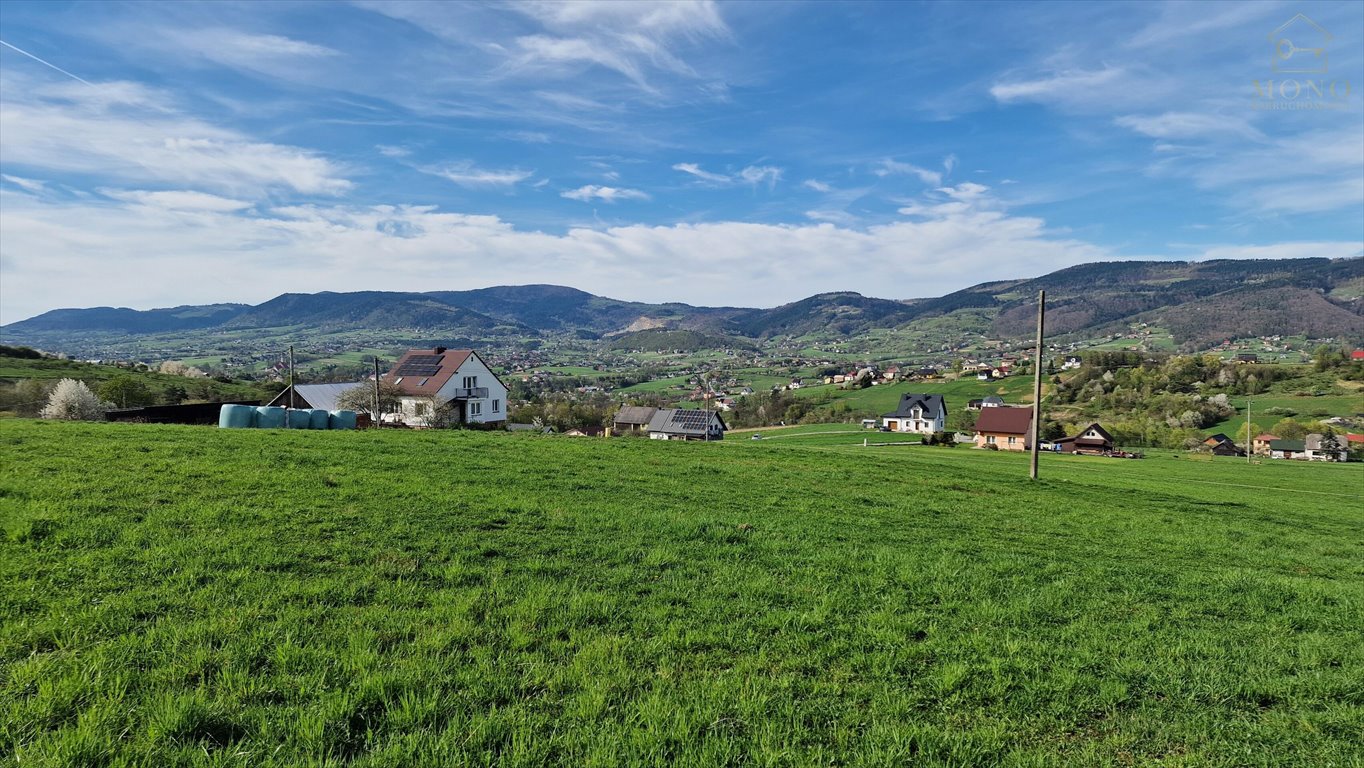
<box><xmin>802</xmin><ymin>179</ymin><xmax>832</xmax><ymax>193</ymax></box>
<box><xmin>874</xmin><ymin>159</ymin><xmax>942</xmax><ymax>186</ymax></box>
<box><xmin>1</xmin><ymin>174</ymin><xmax>46</xmax><ymax>193</ymax></box>
<box><xmin>0</xmin><ymin>75</ymin><xmax>351</xmax><ymax>197</ymax></box>
<box><xmin>673</xmin><ymin>162</ymin><xmax>782</xmax><ymax>188</ymax></box>
<box><xmin>1186</xmin><ymin>242</ymin><xmax>1364</xmax><ymax>262</ymax></box>
<box><xmin>377</xmin><ymin>145</ymin><xmax>411</xmax><ymax>158</ymax></box>
<box><xmin>420</xmin><ymin>162</ymin><xmax>534</xmax><ymax>188</ymax></box>
<box><xmin>101</xmin><ymin>189</ymin><xmax>253</xmax><ymax>212</ymax></box>
<box><xmin>1116</xmin><ymin>112</ymin><xmax>1262</xmax><ymax>140</ymax></box>
<box><xmin>738</xmin><ymin>165</ymin><xmax>781</xmax><ymax>188</ymax></box>
<box><xmin>672</xmin><ymin>162</ymin><xmax>734</xmax><ymax>184</ymax></box>
<box><xmin>990</xmin><ymin>67</ymin><xmax>1126</xmax><ymax>103</ymax></box>
<box><xmin>1140</xmin><ymin>127</ymin><xmax>1364</xmax><ymax>215</ymax></box>
<box><xmin>804</xmin><ymin>209</ymin><xmax>857</xmax><ymax>225</ymax></box>
<box><xmin>561</xmin><ymin>185</ymin><xmax>650</xmax><ymax>202</ymax></box>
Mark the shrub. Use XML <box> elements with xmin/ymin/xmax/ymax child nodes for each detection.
<box><xmin>40</xmin><ymin>379</ymin><xmax>108</xmax><ymax>421</ymax></box>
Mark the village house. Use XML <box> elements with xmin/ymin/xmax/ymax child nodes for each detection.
<box><xmin>1061</xmin><ymin>356</ymin><xmax>1082</xmax><ymax>370</ymax></box>
<box><xmin>647</xmin><ymin>409</ymin><xmax>727</xmax><ymax>441</ymax></box>
<box><xmin>1303</xmin><ymin>433</ymin><xmax>1348</xmax><ymax>462</ymax></box>
<box><xmin>966</xmin><ymin>396</ymin><xmax>1005</xmax><ymax>411</ymax></box>
<box><xmin>1202</xmin><ymin>433</ymin><xmax>1246</xmax><ymax>457</ymax></box>
<box><xmin>974</xmin><ymin>406</ymin><xmax>1033</xmax><ymax>451</ymax></box>
<box><xmin>1252</xmin><ymin>433</ymin><xmax>1279</xmax><ymax>456</ymax></box>
<box><xmin>380</xmin><ymin>347</ymin><xmax>508</xmax><ymax>428</ymax></box>
<box><xmin>881</xmin><ymin>394</ymin><xmax>947</xmax><ymax>434</ymax></box>
<box><xmin>1267</xmin><ymin>439</ymin><xmax>1306</xmax><ymax>460</ymax></box>
<box><xmin>611</xmin><ymin>406</ymin><xmax>658</xmax><ymax>435</ymax></box>
<box><xmin>1053</xmin><ymin>423</ymin><xmax>1115</xmax><ymax>454</ymax></box>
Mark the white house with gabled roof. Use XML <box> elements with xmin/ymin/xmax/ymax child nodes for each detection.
<box><xmin>381</xmin><ymin>347</ymin><xmax>508</xmax><ymax>427</ymax></box>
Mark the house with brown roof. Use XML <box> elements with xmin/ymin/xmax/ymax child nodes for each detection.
<box><xmin>1053</xmin><ymin>423</ymin><xmax>1114</xmax><ymax>454</ymax></box>
<box><xmin>380</xmin><ymin>347</ymin><xmax>507</xmax><ymax>427</ymax></box>
<box><xmin>973</xmin><ymin>406</ymin><xmax>1033</xmax><ymax>451</ymax></box>
<box><xmin>1252</xmin><ymin>433</ymin><xmax>1279</xmax><ymax>456</ymax></box>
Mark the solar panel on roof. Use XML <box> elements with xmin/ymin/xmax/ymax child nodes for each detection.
<box><xmin>394</xmin><ymin>354</ymin><xmax>445</xmax><ymax>377</ymax></box>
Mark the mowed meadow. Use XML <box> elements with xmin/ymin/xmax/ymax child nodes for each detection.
<box><xmin>1</xmin><ymin>421</ymin><xmax>1362</xmax><ymax>766</ymax></box>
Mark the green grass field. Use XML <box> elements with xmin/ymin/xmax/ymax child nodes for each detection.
<box><xmin>2</xmin><ymin>420</ymin><xmax>1362</xmax><ymax>766</ymax></box>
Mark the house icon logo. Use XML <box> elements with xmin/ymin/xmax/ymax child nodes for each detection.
<box><xmin>1270</xmin><ymin>13</ymin><xmax>1331</xmax><ymax>74</ymax></box>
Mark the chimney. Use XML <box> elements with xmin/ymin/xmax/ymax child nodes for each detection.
<box><xmin>434</xmin><ymin>346</ymin><xmax>447</xmax><ymax>354</ymax></box>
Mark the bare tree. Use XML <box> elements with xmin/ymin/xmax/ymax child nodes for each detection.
<box><xmin>336</xmin><ymin>381</ymin><xmax>403</xmax><ymax>419</ymax></box>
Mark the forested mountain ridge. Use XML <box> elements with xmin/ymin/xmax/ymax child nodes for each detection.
<box><xmin>3</xmin><ymin>258</ymin><xmax>1359</xmax><ymax>351</ymax></box>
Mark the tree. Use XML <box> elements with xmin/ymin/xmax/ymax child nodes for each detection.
<box><xmin>41</xmin><ymin>379</ymin><xmax>108</xmax><ymax>421</ymax></box>
<box><xmin>1318</xmin><ymin>431</ymin><xmax>1343</xmax><ymax>462</ymax></box>
<box><xmin>13</xmin><ymin>379</ymin><xmax>51</xmax><ymax>417</ymax></box>
<box><xmin>162</xmin><ymin>385</ymin><xmax>188</xmax><ymax>405</ymax></box>
<box><xmin>99</xmin><ymin>375</ymin><xmax>154</xmax><ymax>409</ymax></box>
<box><xmin>1269</xmin><ymin>418</ymin><xmax>1307</xmax><ymax>441</ymax></box>
<box><xmin>336</xmin><ymin>381</ymin><xmax>403</xmax><ymax>419</ymax></box>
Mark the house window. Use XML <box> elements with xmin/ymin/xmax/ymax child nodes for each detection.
<box><xmin>492</xmin><ymin>399</ymin><xmax>500</xmax><ymax>413</ymax></box>
<box><xmin>1008</xmin><ymin>436</ymin><xmax>1017</xmax><ymax>445</ymax></box>
<box><xmin>469</xmin><ymin>401</ymin><xmax>482</xmax><ymax>417</ymax></box>
<box><xmin>986</xmin><ymin>435</ymin><xmax>996</xmax><ymax>444</ymax></box>
<box><xmin>463</xmin><ymin>375</ymin><xmax>478</xmax><ymax>389</ymax></box>
<box><xmin>414</xmin><ymin>402</ymin><xmax>428</xmax><ymax>416</ymax></box>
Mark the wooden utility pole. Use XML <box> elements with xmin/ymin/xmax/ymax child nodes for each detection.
<box><xmin>286</xmin><ymin>344</ymin><xmax>296</xmax><ymax>428</ymax></box>
<box><xmin>1246</xmin><ymin>399</ymin><xmax>1252</xmax><ymax>464</ymax></box>
<box><xmin>373</xmin><ymin>357</ymin><xmax>381</xmax><ymax>428</ymax></box>
<box><xmin>1029</xmin><ymin>290</ymin><xmax>1045</xmax><ymax>480</ymax></box>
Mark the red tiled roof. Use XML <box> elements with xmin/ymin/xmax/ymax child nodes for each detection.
<box><xmin>1346</xmin><ymin>433</ymin><xmax>1364</xmax><ymax>444</ymax></box>
<box><xmin>1254</xmin><ymin>433</ymin><xmax>1279</xmax><ymax>441</ymax></box>
<box><xmin>382</xmin><ymin>348</ymin><xmax>472</xmax><ymax>396</ymax></box>
<box><xmin>974</xmin><ymin>406</ymin><xmax>1033</xmax><ymax>436</ymax></box>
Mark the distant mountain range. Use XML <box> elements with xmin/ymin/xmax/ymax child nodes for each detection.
<box><xmin>4</xmin><ymin>258</ymin><xmax>1361</xmax><ymax>351</ymax></box>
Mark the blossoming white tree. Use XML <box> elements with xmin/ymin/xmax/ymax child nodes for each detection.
<box><xmin>40</xmin><ymin>379</ymin><xmax>108</xmax><ymax>421</ymax></box>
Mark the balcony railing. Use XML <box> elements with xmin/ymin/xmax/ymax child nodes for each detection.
<box><xmin>451</xmin><ymin>387</ymin><xmax>489</xmax><ymax>399</ymax></box>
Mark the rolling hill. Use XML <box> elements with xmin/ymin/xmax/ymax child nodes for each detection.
<box><xmin>2</xmin><ymin>258</ymin><xmax>1360</xmax><ymax>353</ymax></box>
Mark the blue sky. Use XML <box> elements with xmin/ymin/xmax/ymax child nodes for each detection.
<box><xmin>1</xmin><ymin>0</ymin><xmax>1361</xmax><ymax>324</ymax></box>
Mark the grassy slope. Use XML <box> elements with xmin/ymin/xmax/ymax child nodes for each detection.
<box><xmin>1</xmin><ymin>421</ymin><xmax>1362</xmax><ymax>766</ymax></box>
<box><xmin>0</xmin><ymin>357</ymin><xmax>267</xmax><ymax>401</ymax></box>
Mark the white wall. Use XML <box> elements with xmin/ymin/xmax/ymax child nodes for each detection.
<box><xmin>435</xmin><ymin>352</ymin><xmax>509</xmax><ymax>424</ymax></box>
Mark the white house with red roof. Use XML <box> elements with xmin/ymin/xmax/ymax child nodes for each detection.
<box><xmin>381</xmin><ymin>347</ymin><xmax>508</xmax><ymax>427</ymax></box>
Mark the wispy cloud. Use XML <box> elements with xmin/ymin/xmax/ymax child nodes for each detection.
<box><xmin>672</xmin><ymin>162</ymin><xmax>731</xmax><ymax>184</ymax></box>
<box><xmin>561</xmin><ymin>184</ymin><xmax>650</xmax><ymax>202</ymax></box>
<box><xmin>802</xmin><ymin>179</ymin><xmax>832</xmax><ymax>193</ymax></box>
<box><xmin>1115</xmin><ymin>112</ymin><xmax>1263</xmax><ymax>141</ymax></box>
<box><xmin>673</xmin><ymin>162</ymin><xmax>783</xmax><ymax>188</ymax></box>
<box><xmin>0</xmin><ymin>174</ymin><xmax>46</xmax><ymax>193</ymax></box>
<box><xmin>874</xmin><ymin>159</ymin><xmax>942</xmax><ymax>186</ymax></box>
<box><xmin>0</xmin><ymin>73</ymin><xmax>351</xmax><ymax>196</ymax></box>
<box><xmin>990</xmin><ymin>67</ymin><xmax>1126</xmax><ymax>104</ymax></box>
<box><xmin>101</xmin><ymin>188</ymin><xmax>254</xmax><ymax>212</ymax></box>
<box><xmin>420</xmin><ymin>162</ymin><xmax>534</xmax><ymax>188</ymax></box>
<box><xmin>738</xmin><ymin>165</ymin><xmax>781</xmax><ymax>189</ymax></box>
